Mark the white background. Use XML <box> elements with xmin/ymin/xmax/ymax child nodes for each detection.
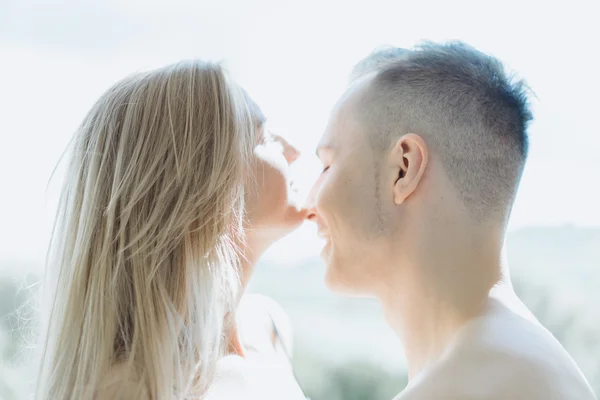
<box><xmin>0</xmin><ymin>0</ymin><xmax>598</xmax><ymax>267</ymax></box>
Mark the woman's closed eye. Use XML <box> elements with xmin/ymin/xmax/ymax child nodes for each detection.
<box><xmin>262</xmin><ymin>131</ymin><xmax>275</xmax><ymax>145</ymax></box>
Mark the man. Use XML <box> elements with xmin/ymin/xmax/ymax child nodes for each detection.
<box><xmin>307</xmin><ymin>42</ymin><xmax>597</xmax><ymax>399</ymax></box>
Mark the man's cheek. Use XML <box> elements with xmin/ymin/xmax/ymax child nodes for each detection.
<box><xmin>339</xmin><ymin>179</ymin><xmax>376</xmax><ymax>235</ymax></box>
<box><xmin>318</xmin><ymin>179</ymin><xmax>343</xmax><ymax>216</ymax></box>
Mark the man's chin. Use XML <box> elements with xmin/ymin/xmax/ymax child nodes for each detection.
<box><xmin>323</xmin><ymin>260</ymin><xmax>374</xmax><ymax>297</ymax></box>
<box><xmin>319</xmin><ymin>240</ymin><xmax>331</xmax><ymax>261</ymax></box>
<box><xmin>324</xmin><ymin>266</ymin><xmax>343</xmax><ymax>292</ymax></box>
<box><xmin>323</xmin><ymin>262</ymin><xmax>352</xmax><ymax>294</ymax></box>
<box><xmin>320</xmin><ymin>247</ymin><xmax>356</xmax><ymax>293</ymax></box>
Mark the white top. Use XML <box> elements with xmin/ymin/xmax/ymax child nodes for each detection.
<box><xmin>205</xmin><ymin>294</ymin><xmax>307</xmax><ymax>400</ymax></box>
<box><xmin>206</xmin><ymin>354</ymin><xmax>307</xmax><ymax>400</ymax></box>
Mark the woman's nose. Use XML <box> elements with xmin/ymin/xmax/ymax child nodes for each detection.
<box><xmin>275</xmin><ymin>134</ymin><xmax>300</xmax><ymax>164</ymax></box>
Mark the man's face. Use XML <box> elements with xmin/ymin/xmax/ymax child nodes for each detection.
<box><xmin>307</xmin><ymin>86</ymin><xmax>392</xmax><ymax>294</ymax></box>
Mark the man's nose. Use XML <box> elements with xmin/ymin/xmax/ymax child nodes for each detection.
<box><xmin>305</xmin><ymin>181</ymin><xmax>319</xmax><ymax>222</ymax></box>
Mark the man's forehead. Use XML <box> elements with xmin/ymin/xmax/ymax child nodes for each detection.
<box><xmin>317</xmin><ymin>103</ymin><xmax>364</xmax><ymax>157</ymax></box>
<box><xmin>316</xmin><ymin>75</ymin><xmax>374</xmax><ymax>157</ymax></box>
<box><xmin>316</xmin><ymin>101</ymin><xmax>346</xmax><ymax>155</ymax></box>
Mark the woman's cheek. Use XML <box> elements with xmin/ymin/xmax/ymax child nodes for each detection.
<box><xmin>248</xmin><ymin>161</ymin><xmax>283</xmax><ymax>224</ymax></box>
<box><xmin>267</xmin><ymin>164</ymin><xmax>290</xmax><ymax>213</ymax></box>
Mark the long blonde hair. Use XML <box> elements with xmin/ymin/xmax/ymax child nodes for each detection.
<box><xmin>36</xmin><ymin>60</ymin><xmax>260</xmax><ymax>399</ymax></box>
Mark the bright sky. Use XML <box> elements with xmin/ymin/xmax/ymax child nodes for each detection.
<box><xmin>0</xmin><ymin>0</ymin><xmax>598</xmax><ymax>266</ymax></box>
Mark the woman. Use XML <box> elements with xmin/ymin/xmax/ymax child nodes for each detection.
<box><xmin>36</xmin><ymin>60</ymin><xmax>306</xmax><ymax>399</ymax></box>
<box><xmin>207</xmin><ymin>108</ymin><xmax>309</xmax><ymax>400</ymax></box>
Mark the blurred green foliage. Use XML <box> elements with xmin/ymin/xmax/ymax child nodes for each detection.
<box><xmin>1</xmin><ymin>227</ymin><xmax>598</xmax><ymax>400</ymax></box>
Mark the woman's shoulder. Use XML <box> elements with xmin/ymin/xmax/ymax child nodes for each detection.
<box><xmin>207</xmin><ymin>353</ymin><xmax>306</xmax><ymax>400</ymax></box>
<box><xmin>237</xmin><ymin>294</ymin><xmax>294</xmax><ymax>361</ymax></box>
<box><xmin>206</xmin><ymin>355</ymin><xmax>253</xmax><ymax>398</ymax></box>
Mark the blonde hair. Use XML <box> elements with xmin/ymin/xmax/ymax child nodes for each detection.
<box><xmin>36</xmin><ymin>60</ymin><xmax>261</xmax><ymax>399</ymax></box>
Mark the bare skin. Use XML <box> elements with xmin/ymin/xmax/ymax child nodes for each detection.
<box><xmin>307</xmin><ymin>76</ymin><xmax>597</xmax><ymax>400</ymax></box>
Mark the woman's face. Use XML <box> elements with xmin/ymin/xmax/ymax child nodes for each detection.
<box><xmin>245</xmin><ymin>127</ymin><xmax>306</xmax><ymax>244</ymax></box>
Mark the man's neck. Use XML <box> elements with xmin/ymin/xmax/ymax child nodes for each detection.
<box><xmin>379</xmin><ymin>227</ymin><xmax>504</xmax><ymax>379</ymax></box>
<box><xmin>391</xmin><ymin>291</ymin><xmax>475</xmax><ymax>379</ymax></box>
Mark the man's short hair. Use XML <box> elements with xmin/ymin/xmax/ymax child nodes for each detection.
<box><xmin>349</xmin><ymin>46</ymin><xmax>410</xmax><ymax>83</ymax></box>
<box><xmin>355</xmin><ymin>41</ymin><xmax>533</xmax><ymax>220</ymax></box>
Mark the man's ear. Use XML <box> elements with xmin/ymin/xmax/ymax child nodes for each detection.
<box><xmin>390</xmin><ymin>134</ymin><xmax>428</xmax><ymax>205</ymax></box>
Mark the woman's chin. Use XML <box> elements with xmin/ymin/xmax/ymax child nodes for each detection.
<box><xmin>248</xmin><ymin>217</ymin><xmax>305</xmax><ymax>251</ymax></box>
<box><xmin>273</xmin><ymin>217</ymin><xmax>306</xmax><ymax>242</ymax></box>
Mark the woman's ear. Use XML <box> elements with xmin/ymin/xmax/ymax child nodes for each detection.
<box><xmin>390</xmin><ymin>134</ymin><xmax>428</xmax><ymax>205</ymax></box>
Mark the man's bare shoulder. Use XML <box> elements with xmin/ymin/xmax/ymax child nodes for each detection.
<box><xmin>393</xmin><ymin>299</ymin><xmax>596</xmax><ymax>400</ymax></box>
